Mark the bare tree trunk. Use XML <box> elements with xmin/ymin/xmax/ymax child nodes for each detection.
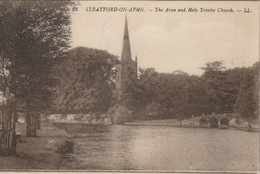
<box><xmin>1</xmin><ymin>106</ymin><xmax>7</xmax><ymax>154</ymax></box>
<box><xmin>36</xmin><ymin>113</ymin><xmax>41</xmax><ymax>130</ymax></box>
<box><xmin>26</xmin><ymin>98</ymin><xmax>31</xmax><ymax>137</ymax></box>
<box><xmin>10</xmin><ymin>100</ymin><xmax>17</xmax><ymax>154</ymax></box>
<box><xmin>30</xmin><ymin>112</ymin><xmax>36</xmax><ymax>137</ymax></box>
<box><xmin>0</xmin><ymin>107</ymin><xmax>3</xmax><ymax>148</ymax></box>
<box><xmin>26</xmin><ymin>97</ymin><xmax>37</xmax><ymax>137</ymax></box>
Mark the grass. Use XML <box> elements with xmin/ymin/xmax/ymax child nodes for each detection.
<box><xmin>0</xmin><ymin>122</ymin><xmax>73</xmax><ymax>170</ymax></box>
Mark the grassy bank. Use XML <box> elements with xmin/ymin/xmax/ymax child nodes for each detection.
<box><xmin>0</xmin><ymin>122</ymin><xmax>73</xmax><ymax>170</ymax></box>
<box><xmin>125</xmin><ymin>119</ymin><xmax>179</xmax><ymax>126</ymax></box>
<box><xmin>126</xmin><ymin>117</ymin><xmax>259</xmax><ymax>131</ymax></box>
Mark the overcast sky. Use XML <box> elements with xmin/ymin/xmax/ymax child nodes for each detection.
<box><xmin>71</xmin><ymin>1</ymin><xmax>259</xmax><ymax>75</ymax></box>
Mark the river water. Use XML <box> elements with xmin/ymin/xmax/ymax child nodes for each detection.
<box><xmin>56</xmin><ymin>124</ymin><xmax>259</xmax><ymax>172</ymax></box>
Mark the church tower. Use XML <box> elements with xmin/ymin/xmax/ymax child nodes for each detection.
<box><xmin>116</xmin><ymin>16</ymin><xmax>138</xmax><ymax>101</ymax></box>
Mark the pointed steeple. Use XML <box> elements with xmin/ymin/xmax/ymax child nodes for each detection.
<box><xmin>121</xmin><ymin>15</ymin><xmax>132</xmax><ymax>61</ymax></box>
<box><xmin>135</xmin><ymin>54</ymin><xmax>138</xmax><ymax>76</ymax></box>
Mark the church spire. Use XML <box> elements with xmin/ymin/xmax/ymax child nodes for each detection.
<box><xmin>121</xmin><ymin>15</ymin><xmax>132</xmax><ymax>61</ymax></box>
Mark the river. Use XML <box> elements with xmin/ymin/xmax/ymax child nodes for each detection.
<box><xmin>55</xmin><ymin>124</ymin><xmax>259</xmax><ymax>172</ymax></box>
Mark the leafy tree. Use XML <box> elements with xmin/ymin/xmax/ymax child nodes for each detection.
<box><xmin>201</xmin><ymin>61</ymin><xmax>234</xmax><ymax>114</ymax></box>
<box><xmin>234</xmin><ymin>62</ymin><xmax>259</xmax><ymax>118</ymax></box>
<box><xmin>0</xmin><ymin>1</ymin><xmax>73</xmax><ymax>136</ymax></box>
<box><xmin>138</xmin><ymin>68</ymin><xmax>159</xmax><ymax>104</ymax></box>
<box><xmin>53</xmin><ymin>47</ymin><xmax>119</xmax><ymax>114</ymax></box>
<box><xmin>124</xmin><ymin>61</ymin><xmax>259</xmax><ymax>122</ymax></box>
<box><xmin>137</xmin><ymin>68</ymin><xmax>207</xmax><ymax>120</ymax></box>
<box><xmin>223</xmin><ymin>67</ymin><xmax>245</xmax><ymax>112</ymax></box>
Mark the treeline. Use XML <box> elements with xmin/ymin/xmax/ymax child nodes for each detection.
<box><xmin>135</xmin><ymin>61</ymin><xmax>259</xmax><ymax>120</ymax></box>
<box><xmin>52</xmin><ymin>47</ymin><xmax>259</xmax><ymax>121</ymax></box>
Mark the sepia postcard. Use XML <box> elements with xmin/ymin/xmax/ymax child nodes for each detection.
<box><xmin>0</xmin><ymin>0</ymin><xmax>259</xmax><ymax>173</ymax></box>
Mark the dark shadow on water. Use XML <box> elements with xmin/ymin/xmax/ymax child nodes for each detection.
<box><xmin>53</xmin><ymin>123</ymin><xmax>111</xmax><ymax>135</ymax></box>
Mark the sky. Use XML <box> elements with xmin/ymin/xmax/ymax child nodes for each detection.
<box><xmin>70</xmin><ymin>1</ymin><xmax>259</xmax><ymax>75</ymax></box>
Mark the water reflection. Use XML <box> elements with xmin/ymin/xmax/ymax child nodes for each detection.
<box><xmin>55</xmin><ymin>124</ymin><xmax>259</xmax><ymax>171</ymax></box>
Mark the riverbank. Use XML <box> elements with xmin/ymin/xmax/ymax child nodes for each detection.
<box><xmin>125</xmin><ymin>119</ymin><xmax>179</xmax><ymax>126</ymax></box>
<box><xmin>47</xmin><ymin>114</ymin><xmax>112</xmax><ymax>125</ymax></box>
<box><xmin>0</xmin><ymin>122</ymin><xmax>73</xmax><ymax>170</ymax></box>
<box><xmin>125</xmin><ymin>118</ymin><xmax>259</xmax><ymax>131</ymax></box>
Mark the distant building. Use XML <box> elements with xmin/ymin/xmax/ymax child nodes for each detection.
<box><xmin>115</xmin><ymin>16</ymin><xmax>138</xmax><ymax>101</ymax></box>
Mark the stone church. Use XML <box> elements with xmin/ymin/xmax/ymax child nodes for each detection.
<box><xmin>115</xmin><ymin>16</ymin><xmax>138</xmax><ymax>101</ymax></box>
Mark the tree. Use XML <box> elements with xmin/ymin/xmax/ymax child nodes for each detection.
<box><xmin>53</xmin><ymin>47</ymin><xmax>119</xmax><ymax>114</ymax></box>
<box><xmin>138</xmin><ymin>68</ymin><xmax>207</xmax><ymax>120</ymax></box>
<box><xmin>137</xmin><ymin>68</ymin><xmax>160</xmax><ymax>118</ymax></box>
<box><xmin>0</xmin><ymin>1</ymin><xmax>73</xmax><ymax>137</ymax></box>
<box><xmin>116</xmin><ymin>60</ymin><xmax>259</xmax><ymax>121</ymax></box>
<box><xmin>201</xmin><ymin>61</ymin><xmax>231</xmax><ymax>114</ymax></box>
<box><xmin>139</xmin><ymin>68</ymin><xmax>160</xmax><ymax>103</ymax></box>
<box><xmin>234</xmin><ymin>62</ymin><xmax>259</xmax><ymax>118</ymax></box>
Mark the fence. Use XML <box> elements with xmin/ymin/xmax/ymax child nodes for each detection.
<box><xmin>0</xmin><ymin>96</ymin><xmax>17</xmax><ymax>156</ymax></box>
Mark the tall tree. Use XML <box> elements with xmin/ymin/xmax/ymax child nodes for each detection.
<box><xmin>201</xmin><ymin>61</ymin><xmax>230</xmax><ymax>114</ymax></box>
<box><xmin>53</xmin><ymin>47</ymin><xmax>119</xmax><ymax>114</ymax></box>
<box><xmin>234</xmin><ymin>62</ymin><xmax>259</xmax><ymax>118</ymax></box>
<box><xmin>0</xmin><ymin>1</ymin><xmax>73</xmax><ymax>137</ymax></box>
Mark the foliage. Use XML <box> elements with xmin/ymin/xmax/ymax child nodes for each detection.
<box><xmin>52</xmin><ymin>47</ymin><xmax>119</xmax><ymax>114</ymax></box>
<box><xmin>201</xmin><ymin>61</ymin><xmax>240</xmax><ymax>114</ymax></box>
<box><xmin>234</xmin><ymin>62</ymin><xmax>259</xmax><ymax>118</ymax></box>
<box><xmin>136</xmin><ymin>61</ymin><xmax>259</xmax><ymax>120</ymax></box>
<box><xmin>0</xmin><ymin>0</ymin><xmax>72</xmax><ymax>109</ymax></box>
<box><xmin>0</xmin><ymin>1</ymin><xmax>73</xmax><ymax>136</ymax></box>
<box><xmin>137</xmin><ymin>68</ymin><xmax>207</xmax><ymax>119</ymax></box>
